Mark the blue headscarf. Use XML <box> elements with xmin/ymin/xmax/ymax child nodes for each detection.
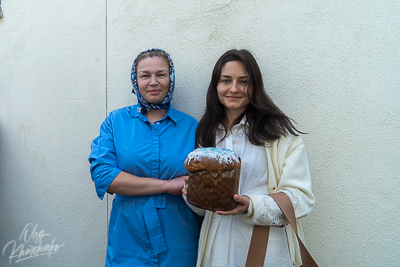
<box><xmin>131</xmin><ymin>48</ymin><xmax>175</xmax><ymax>114</ymax></box>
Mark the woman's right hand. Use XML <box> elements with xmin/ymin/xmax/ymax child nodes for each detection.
<box><xmin>182</xmin><ymin>176</ymin><xmax>189</xmax><ymax>196</ymax></box>
<box><xmin>108</xmin><ymin>172</ymin><xmax>189</xmax><ymax>196</ymax></box>
<box><xmin>167</xmin><ymin>176</ymin><xmax>188</xmax><ymax>195</ymax></box>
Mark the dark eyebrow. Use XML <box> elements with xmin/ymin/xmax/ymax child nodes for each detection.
<box><xmin>138</xmin><ymin>69</ymin><xmax>168</xmax><ymax>74</ymax></box>
<box><xmin>220</xmin><ymin>75</ymin><xmax>249</xmax><ymax>79</ymax></box>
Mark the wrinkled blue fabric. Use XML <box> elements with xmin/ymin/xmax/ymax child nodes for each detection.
<box><xmin>89</xmin><ymin>104</ymin><xmax>199</xmax><ymax>267</ymax></box>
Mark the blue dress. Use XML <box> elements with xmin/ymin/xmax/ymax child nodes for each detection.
<box><xmin>89</xmin><ymin>104</ymin><xmax>199</xmax><ymax>267</ymax></box>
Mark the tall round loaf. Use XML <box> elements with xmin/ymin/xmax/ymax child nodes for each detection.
<box><xmin>184</xmin><ymin>147</ymin><xmax>241</xmax><ymax>211</ymax></box>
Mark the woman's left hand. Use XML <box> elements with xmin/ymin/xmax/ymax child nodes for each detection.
<box><xmin>215</xmin><ymin>194</ymin><xmax>250</xmax><ymax>215</ymax></box>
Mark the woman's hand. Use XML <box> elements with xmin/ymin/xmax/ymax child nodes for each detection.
<box><xmin>215</xmin><ymin>194</ymin><xmax>250</xmax><ymax>215</ymax></box>
<box><xmin>182</xmin><ymin>176</ymin><xmax>189</xmax><ymax>196</ymax></box>
<box><xmin>167</xmin><ymin>176</ymin><xmax>188</xmax><ymax>195</ymax></box>
<box><xmin>108</xmin><ymin>172</ymin><xmax>189</xmax><ymax>196</ymax></box>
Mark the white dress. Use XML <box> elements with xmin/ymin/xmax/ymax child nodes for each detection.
<box><xmin>201</xmin><ymin>119</ymin><xmax>292</xmax><ymax>267</ymax></box>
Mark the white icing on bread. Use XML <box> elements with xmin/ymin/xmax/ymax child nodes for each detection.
<box><xmin>184</xmin><ymin>147</ymin><xmax>241</xmax><ymax>172</ymax></box>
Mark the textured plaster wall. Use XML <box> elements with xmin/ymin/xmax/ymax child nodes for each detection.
<box><xmin>1</xmin><ymin>1</ymin><xmax>399</xmax><ymax>266</ymax></box>
<box><xmin>0</xmin><ymin>1</ymin><xmax>107</xmax><ymax>266</ymax></box>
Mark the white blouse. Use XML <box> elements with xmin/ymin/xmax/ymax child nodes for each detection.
<box><xmin>201</xmin><ymin>119</ymin><xmax>291</xmax><ymax>267</ymax></box>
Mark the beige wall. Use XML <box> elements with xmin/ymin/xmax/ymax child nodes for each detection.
<box><xmin>1</xmin><ymin>1</ymin><xmax>399</xmax><ymax>266</ymax></box>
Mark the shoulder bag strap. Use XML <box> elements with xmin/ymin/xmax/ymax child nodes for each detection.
<box><xmin>245</xmin><ymin>225</ymin><xmax>270</xmax><ymax>267</ymax></box>
<box><xmin>245</xmin><ymin>192</ymin><xmax>318</xmax><ymax>267</ymax></box>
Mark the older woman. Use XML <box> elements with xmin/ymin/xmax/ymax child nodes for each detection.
<box><xmin>89</xmin><ymin>48</ymin><xmax>199</xmax><ymax>267</ymax></box>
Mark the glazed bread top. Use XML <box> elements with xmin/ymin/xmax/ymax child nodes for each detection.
<box><xmin>184</xmin><ymin>147</ymin><xmax>241</xmax><ymax>172</ymax></box>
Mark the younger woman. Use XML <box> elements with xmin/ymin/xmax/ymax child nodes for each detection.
<box><xmin>184</xmin><ymin>49</ymin><xmax>315</xmax><ymax>267</ymax></box>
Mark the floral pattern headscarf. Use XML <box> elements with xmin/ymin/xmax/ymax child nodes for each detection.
<box><xmin>131</xmin><ymin>48</ymin><xmax>175</xmax><ymax>114</ymax></box>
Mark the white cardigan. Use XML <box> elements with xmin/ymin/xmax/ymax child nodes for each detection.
<box><xmin>189</xmin><ymin>134</ymin><xmax>315</xmax><ymax>266</ymax></box>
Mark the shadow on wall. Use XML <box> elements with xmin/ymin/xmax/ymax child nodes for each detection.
<box><xmin>0</xmin><ymin>121</ymin><xmax>12</xmax><ymax>246</ymax></box>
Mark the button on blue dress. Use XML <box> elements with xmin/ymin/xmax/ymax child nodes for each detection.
<box><xmin>89</xmin><ymin>104</ymin><xmax>199</xmax><ymax>267</ymax></box>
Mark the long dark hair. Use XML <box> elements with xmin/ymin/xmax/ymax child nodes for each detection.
<box><xmin>195</xmin><ymin>49</ymin><xmax>304</xmax><ymax>147</ymax></box>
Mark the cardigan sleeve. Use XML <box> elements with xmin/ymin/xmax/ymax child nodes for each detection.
<box><xmin>182</xmin><ymin>194</ymin><xmax>207</xmax><ymax>216</ymax></box>
<box><xmin>88</xmin><ymin>115</ymin><xmax>122</xmax><ymax>200</ymax></box>
<box><xmin>240</xmin><ymin>135</ymin><xmax>315</xmax><ymax>226</ymax></box>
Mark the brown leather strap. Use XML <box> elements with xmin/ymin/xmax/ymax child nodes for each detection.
<box><xmin>245</xmin><ymin>225</ymin><xmax>270</xmax><ymax>267</ymax></box>
<box><xmin>246</xmin><ymin>192</ymin><xmax>318</xmax><ymax>267</ymax></box>
<box><xmin>269</xmin><ymin>193</ymin><xmax>318</xmax><ymax>267</ymax></box>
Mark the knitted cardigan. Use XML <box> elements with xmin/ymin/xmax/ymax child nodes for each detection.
<box><xmin>191</xmin><ymin>134</ymin><xmax>315</xmax><ymax>266</ymax></box>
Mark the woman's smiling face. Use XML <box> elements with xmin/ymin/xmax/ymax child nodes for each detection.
<box><xmin>136</xmin><ymin>56</ymin><xmax>170</xmax><ymax>105</ymax></box>
<box><xmin>217</xmin><ymin>60</ymin><xmax>250</xmax><ymax>117</ymax></box>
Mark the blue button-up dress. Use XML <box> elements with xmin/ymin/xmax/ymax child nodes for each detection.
<box><xmin>89</xmin><ymin>104</ymin><xmax>199</xmax><ymax>267</ymax></box>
